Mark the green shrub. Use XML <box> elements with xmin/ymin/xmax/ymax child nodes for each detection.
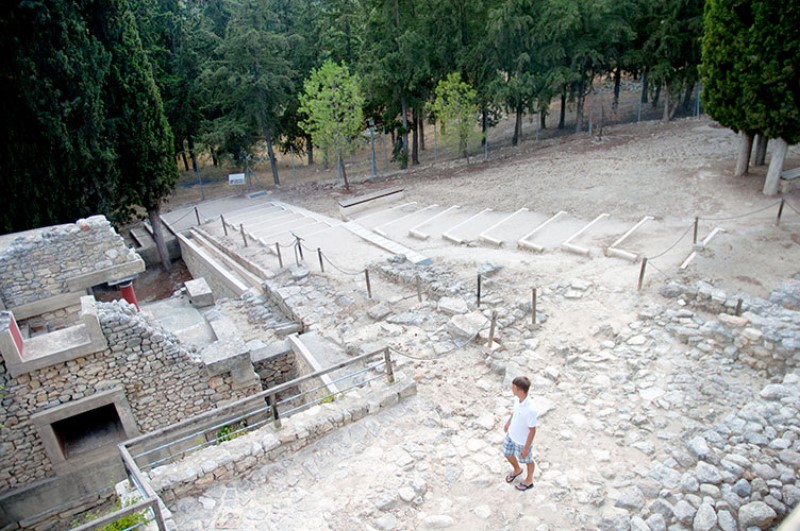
<box><xmin>73</xmin><ymin>499</ymin><xmax>147</xmax><ymax>530</ymax></box>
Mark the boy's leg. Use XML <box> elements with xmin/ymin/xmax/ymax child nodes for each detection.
<box><xmin>506</xmin><ymin>454</ymin><xmax>522</xmax><ymax>475</ymax></box>
<box><xmin>523</xmin><ymin>460</ymin><xmax>535</xmax><ymax>486</ymax></box>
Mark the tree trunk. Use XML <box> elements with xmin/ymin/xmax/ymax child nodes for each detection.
<box><xmin>411</xmin><ymin>110</ymin><xmax>419</xmax><ymax>165</ymax></box>
<box><xmin>763</xmin><ymin>138</ymin><xmax>787</xmax><ymax>195</ymax></box>
<box><xmin>754</xmin><ymin>135</ymin><xmax>768</xmax><ymax>166</ymax></box>
<box><xmin>681</xmin><ymin>80</ymin><xmax>694</xmax><ymax>112</ymax></box>
<box><xmin>180</xmin><ymin>150</ymin><xmax>190</xmax><ymax>172</ymax></box>
<box><xmin>735</xmin><ymin>131</ymin><xmax>754</xmax><ymax>177</ymax></box>
<box><xmin>540</xmin><ymin>105</ymin><xmax>547</xmax><ymax>129</ymax></box>
<box><xmin>339</xmin><ymin>152</ymin><xmax>350</xmax><ymax>190</ymax></box>
<box><xmin>187</xmin><ymin>136</ymin><xmax>200</xmax><ymax>174</ymax></box>
<box><xmin>481</xmin><ymin>108</ymin><xmax>488</xmax><ymax>146</ymax></box>
<box><xmin>641</xmin><ymin>71</ymin><xmax>649</xmax><ymax>104</ymax></box>
<box><xmin>558</xmin><ymin>87</ymin><xmax>567</xmax><ymax>129</ymax></box>
<box><xmin>148</xmin><ymin>207</ymin><xmax>171</xmax><ymax>272</ymax></box>
<box><xmin>613</xmin><ymin>66</ymin><xmax>621</xmax><ymax>113</ymax></box>
<box><xmin>662</xmin><ymin>84</ymin><xmax>670</xmax><ymax>124</ymax></box>
<box><xmin>575</xmin><ymin>77</ymin><xmax>585</xmax><ymax>133</ymax></box>
<box><xmin>264</xmin><ymin>127</ymin><xmax>280</xmax><ymax>185</ymax></box>
<box><xmin>652</xmin><ymin>84</ymin><xmax>661</xmax><ymax>108</ymax></box>
<box><xmin>211</xmin><ymin>152</ymin><xmax>218</xmax><ymax>167</ymax></box>
<box><xmin>305</xmin><ymin>134</ymin><xmax>314</xmax><ymax>165</ymax></box>
<box><xmin>512</xmin><ymin>104</ymin><xmax>523</xmax><ymax>146</ymax></box>
<box><xmin>419</xmin><ymin>109</ymin><xmax>425</xmax><ymax>151</ymax></box>
<box><xmin>400</xmin><ymin>96</ymin><xmax>409</xmax><ymax>169</ymax></box>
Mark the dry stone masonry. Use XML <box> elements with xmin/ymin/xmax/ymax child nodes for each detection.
<box><xmin>0</xmin><ymin>300</ymin><xmax>259</xmax><ymax>493</ymax></box>
<box><xmin>0</xmin><ymin>216</ymin><xmax>140</xmax><ymax>308</ymax></box>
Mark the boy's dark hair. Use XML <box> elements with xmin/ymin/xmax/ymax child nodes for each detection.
<box><xmin>512</xmin><ymin>376</ymin><xmax>531</xmax><ymax>394</ymax></box>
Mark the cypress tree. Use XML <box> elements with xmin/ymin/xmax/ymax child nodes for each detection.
<box><xmin>89</xmin><ymin>0</ymin><xmax>178</xmax><ymax>269</ymax></box>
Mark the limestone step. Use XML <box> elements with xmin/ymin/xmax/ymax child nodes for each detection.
<box><xmin>342</xmin><ymin>221</ymin><xmax>430</xmax><ymax>265</ymax></box>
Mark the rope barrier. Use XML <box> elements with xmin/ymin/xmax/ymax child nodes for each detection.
<box><xmin>166</xmin><ymin>208</ymin><xmax>197</xmax><ymax>225</ymax></box>
<box><xmin>645</xmin><ymin>222</ymin><xmax>694</xmax><ymax>261</ymax></box>
<box><xmin>320</xmin><ymin>251</ymin><xmax>363</xmax><ymax>276</ymax></box>
<box><xmin>645</xmin><ymin>260</ymin><xmax>673</xmax><ymax>281</ymax></box>
<box><xmin>785</xmin><ymin>198</ymin><xmax>800</xmax><ymax>216</ymax></box>
<box><xmin>698</xmin><ymin>200</ymin><xmax>782</xmax><ymax>222</ymax></box>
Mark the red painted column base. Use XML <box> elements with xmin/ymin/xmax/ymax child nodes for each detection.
<box><xmin>119</xmin><ymin>282</ymin><xmax>140</xmax><ymax>311</ymax></box>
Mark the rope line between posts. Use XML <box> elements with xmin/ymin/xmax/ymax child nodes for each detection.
<box><xmin>646</xmin><ymin>222</ymin><xmax>694</xmax><ymax>261</ymax></box>
<box><xmin>785</xmin><ymin>199</ymin><xmax>800</xmax><ymax>216</ymax></box>
<box><xmin>698</xmin><ymin>200</ymin><xmax>782</xmax><ymax>222</ymax></box>
<box><xmin>645</xmin><ymin>260</ymin><xmax>673</xmax><ymax>281</ymax></box>
<box><xmin>320</xmin><ymin>251</ymin><xmax>363</xmax><ymax>276</ymax></box>
<box><xmin>169</xmin><ymin>208</ymin><xmax>197</xmax><ymax>224</ymax></box>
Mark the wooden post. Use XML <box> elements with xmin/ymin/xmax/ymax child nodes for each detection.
<box><xmin>221</xmin><ymin>215</ymin><xmax>228</xmax><ymax>236</ymax></box>
<box><xmin>275</xmin><ymin>243</ymin><xmax>283</xmax><ymax>268</ymax></box>
<box><xmin>383</xmin><ymin>348</ymin><xmax>394</xmax><ymax>384</ymax></box>
<box><xmin>477</xmin><ymin>274</ymin><xmax>482</xmax><ymax>307</ymax></box>
<box><xmin>488</xmin><ymin>310</ymin><xmax>498</xmax><ymax>348</ymax></box>
<box><xmin>531</xmin><ymin>287</ymin><xmax>537</xmax><ymax>326</ymax></box>
<box><xmin>776</xmin><ymin>199</ymin><xmax>785</xmax><ymax>226</ymax></box>
<box><xmin>194</xmin><ymin>206</ymin><xmax>201</xmax><ymax>225</ymax></box>
<box><xmin>637</xmin><ymin>257</ymin><xmax>648</xmax><ymax>291</ymax></box>
<box><xmin>416</xmin><ymin>275</ymin><xmax>422</xmax><ymax>303</ymax></box>
<box><xmin>318</xmin><ymin>248</ymin><xmax>324</xmax><ymax>272</ymax></box>
<box><xmin>240</xmin><ymin>224</ymin><xmax>248</xmax><ymax>247</ymax></box>
<box><xmin>693</xmin><ymin>217</ymin><xmax>699</xmax><ymax>245</ymax></box>
<box><xmin>365</xmin><ymin>269</ymin><xmax>372</xmax><ymax>298</ymax></box>
<box><xmin>735</xmin><ymin>298</ymin><xmax>743</xmax><ymax>316</ymax></box>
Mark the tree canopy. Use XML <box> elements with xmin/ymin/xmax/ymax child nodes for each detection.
<box><xmin>299</xmin><ymin>60</ymin><xmax>365</xmax><ymax>189</ymax></box>
<box><xmin>7</xmin><ymin>0</ymin><xmax>790</xmax><ymax>234</ymax></box>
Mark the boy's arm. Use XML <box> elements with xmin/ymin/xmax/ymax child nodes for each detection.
<box><xmin>504</xmin><ymin>414</ymin><xmax>513</xmax><ymax>432</ymax></box>
<box><xmin>521</xmin><ymin>427</ymin><xmax>537</xmax><ymax>456</ymax></box>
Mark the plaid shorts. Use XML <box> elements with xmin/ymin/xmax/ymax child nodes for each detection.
<box><xmin>503</xmin><ymin>434</ymin><xmax>534</xmax><ymax>464</ymax></box>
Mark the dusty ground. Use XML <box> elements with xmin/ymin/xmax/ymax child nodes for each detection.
<box><xmin>163</xmin><ymin>113</ymin><xmax>800</xmax><ymax>530</ymax></box>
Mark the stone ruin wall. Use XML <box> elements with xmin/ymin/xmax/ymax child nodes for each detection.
<box><xmin>0</xmin><ymin>300</ymin><xmax>259</xmax><ymax>493</ymax></box>
<box><xmin>661</xmin><ymin>279</ymin><xmax>800</xmax><ymax>376</ymax></box>
<box><xmin>253</xmin><ymin>352</ymin><xmax>297</xmax><ymax>389</ymax></box>
<box><xmin>0</xmin><ymin>216</ymin><xmax>141</xmax><ymax>328</ymax></box>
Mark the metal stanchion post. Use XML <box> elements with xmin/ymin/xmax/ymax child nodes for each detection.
<box><xmin>195</xmin><ymin>207</ymin><xmax>201</xmax><ymax>225</ymax></box>
<box><xmin>221</xmin><ymin>215</ymin><xmax>228</xmax><ymax>236</ymax></box>
<box><xmin>531</xmin><ymin>287</ymin><xmax>537</xmax><ymax>326</ymax></box>
<box><xmin>416</xmin><ymin>275</ymin><xmax>422</xmax><ymax>303</ymax></box>
<box><xmin>365</xmin><ymin>269</ymin><xmax>372</xmax><ymax>298</ymax></box>
<box><xmin>240</xmin><ymin>224</ymin><xmax>248</xmax><ymax>247</ymax></box>
<box><xmin>776</xmin><ymin>199</ymin><xmax>785</xmax><ymax>226</ymax></box>
<box><xmin>318</xmin><ymin>248</ymin><xmax>324</xmax><ymax>272</ymax></box>
<box><xmin>637</xmin><ymin>257</ymin><xmax>648</xmax><ymax>291</ymax></box>
<box><xmin>275</xmin><ymin>243</ymin><xmax>283</xmax><ymax>268</ymax></box>
<box><xmin>477</xmin><ymin>274</ymin><xmax>482</xmax><ymax>307</ymax></box>
<box><xmin>488</xmin><ymin>310</ymin><xmax>497</xmax><ymax>348</ymax></box>
<box><xmin>693</xmin><ymin>217</ymin><xmax>699</xmax><ymax>245</ymax></box>
<box><xmin>383</xmin><ymin>348</ymin><xmax>394</xmax><ymax>383</ymax></box>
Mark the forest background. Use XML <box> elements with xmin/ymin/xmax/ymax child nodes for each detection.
<box><xmin>0</xmin><ymin>0</ymin><xmax>797</xmax><ymax>258</ymax></box>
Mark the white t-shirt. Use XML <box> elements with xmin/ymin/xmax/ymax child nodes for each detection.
<box><xmin>508</xmin><ymin>396</ymin><xmax>538</xmax><ymax>445</ymax></box>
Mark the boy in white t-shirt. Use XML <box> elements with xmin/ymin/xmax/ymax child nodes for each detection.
<box><xmin>502</xmin><ymin>375</ymin><xmax>538</xmax><ymax>491</ymax></box>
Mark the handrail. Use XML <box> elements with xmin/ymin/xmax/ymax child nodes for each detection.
<box><xmin>68</xmin><ymin>497</ymin><xmax>156</xmax><ymax>531</ymax></box>
<box><xmin>78</xmin><ymin>344</ymin><xmax>394</xmax><ymax>531</ymax></box>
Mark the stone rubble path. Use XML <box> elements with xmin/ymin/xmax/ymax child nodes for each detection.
<box><xmin>167</xmin><ymin>282</ymin><xmax>772</xmax><ymax>531</ymax></box>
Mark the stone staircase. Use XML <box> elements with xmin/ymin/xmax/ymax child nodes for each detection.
<box><xmin>346</xmin><ymin>200</ymin><xmax>718</xmax><ymax>267</ymax></box>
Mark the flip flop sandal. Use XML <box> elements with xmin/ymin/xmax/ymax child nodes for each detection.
<box><xmin>516</xmin><ymin>482</ymin><xmax>534</xmax><ymax>491</ymax></box>
<box><xmin>505</xmin><ymin>471</ymin><xmax>522</xmax><ymax>483</ymax></box>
